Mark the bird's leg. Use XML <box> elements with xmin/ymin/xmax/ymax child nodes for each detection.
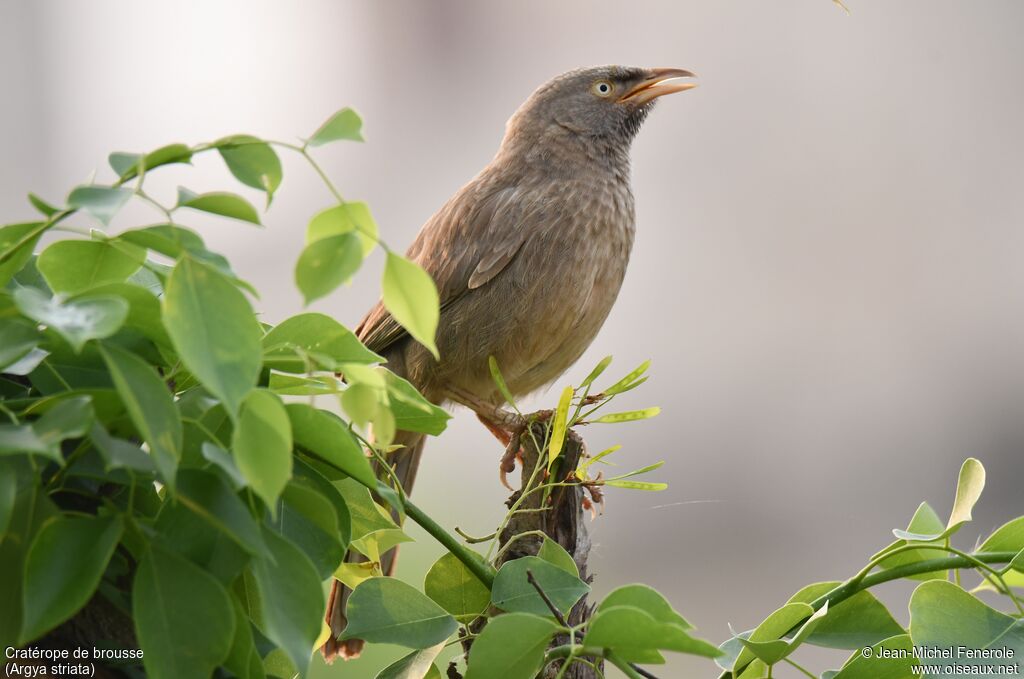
<box><xmin>446</xmin><ymin>386</ymin><xmax>527</xmax><ymax>431</ymax></box>
<box><xmin>475</xmin><ymin>413</ymin><xmax>522</xmax><ymax>490</ymax></box>
<box><xmin>498</xmin><ymin>428</ymin><xmax>522</xmax><ymax>491</ymax></box>
<box><xmin>475</xmin><ymin>413</ymin><xmax>513</xmax><ymax>447</ymax></box>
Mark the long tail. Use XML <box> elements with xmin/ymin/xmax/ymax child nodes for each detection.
<box><xmin>321</xmin><ymin>429</ymin><xmax>426</xmax><ymax>662</ymax></box>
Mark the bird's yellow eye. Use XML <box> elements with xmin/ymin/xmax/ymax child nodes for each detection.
<box><xmin>592</xmin><ymin>81</ymin><xmax>614</xmax><ymax>97</ymax></box>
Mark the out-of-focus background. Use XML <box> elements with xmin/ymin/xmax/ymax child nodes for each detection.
<box><xmin>2</xmin><ymin>1</ymin><xmax>1022</xmax><ymax>676</ymax></box>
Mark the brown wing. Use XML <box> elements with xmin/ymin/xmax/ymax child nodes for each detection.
<box><xmin>356</xmin><ymin>183</ymin><xmax>539</xmax><ymax>355</ymax></box>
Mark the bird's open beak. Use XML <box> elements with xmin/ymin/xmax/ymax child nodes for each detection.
<box><xmin>618</xmin><ymin>68</ymin><xmax>698</xmax><ymax>105</ymax></box>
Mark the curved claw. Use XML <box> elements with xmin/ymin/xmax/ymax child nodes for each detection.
<box><xmin>498</xmin><ymin>428</ymin><xmax>522</xmax><ymax>490</ymax></box>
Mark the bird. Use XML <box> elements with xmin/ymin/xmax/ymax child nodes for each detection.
<box><xmin>322</xmin><ymin>64</ymin><xmax>697</xmax><ymax>661</ymax></box>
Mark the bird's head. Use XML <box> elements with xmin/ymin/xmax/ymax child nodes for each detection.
<box><xmin>504</xmin><ymin>65</ymin><xmax>697</xmax><ymax>150</ymax></box>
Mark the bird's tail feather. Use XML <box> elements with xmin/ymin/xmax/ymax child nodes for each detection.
<box><xmin>321</xmin><ymin>429</ymin><xmax>426</xmax><ymax>662</ymax></box>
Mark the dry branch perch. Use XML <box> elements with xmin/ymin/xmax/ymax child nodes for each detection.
<box><xmin>460</xmin><ymin>420</ymin><xmax>601</xmax><ymax>679</ymax></box>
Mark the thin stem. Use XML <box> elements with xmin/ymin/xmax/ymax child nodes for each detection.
<box><xmin>404</xmin><ymin>498</ymin><xmax>495</xmax><ymax>588</ymax></box>
<box><xmin>545</xmin><ymin>646</ymin><xmax>648</xmax><ymax>679</ymax></box>
<box><xmin>811</xmin><ymin>551</ymin><xmax>1017</xmax><ymax>612</ymax></box>
<box><xmin>493</xmin><ymin>530</ymin><xmax>549</xmax><ymax>562</ymax></box>
<box><xmin>526</xmin><ymin>569</ymin><xmax>570</xmax><ymax>628</ymax></box>
<box><xmin>0</xmin><ymin>209</ymin><xmax>74</xmax><ymax>265</ymax></box>
<box><xmin>605</xmin><ymin>652</ymin><xmax>648</xmax><ymax>679</ymax></box>
<box><xmin>455</xmin><ymin>526</ymin><xmax>497</xmax><ymax>543</ymax></box>
<box><xmin>783</xmin><ymin>657</ymin><xmax>817</xmax><ymax>679</ymax></box>
<box><xmin>484</xmin><ymin>437</ymin><xmax>548</xmax><ymax>561</ymax></box>
<box><xmin>551</xmin><ymin>650</ymin><xmax>579</xmax><ymax>679</ymax></box>
<box><xmin>724</xmin><ymin>550</ymin><xmax>1021</xmax><ymax>679</ymax></box>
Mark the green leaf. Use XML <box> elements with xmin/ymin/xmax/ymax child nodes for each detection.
<box><xmin>487</xmin><ymin>356</ymin><xmax>518</xmax><ymax>409</ymax></box>
<box><xmin>0</xmin><ymin>478</ymin><xmax>59</xmax><ymax>649</ymax></box>
<box><xmin>89</xmin><ymin>423</ymin><xmax>156</xmax><ymax>473</ymax></box>
<box><xmin>0</xmin><ymin>462</ymin><xmax>16</xmax><ymax>537</ymax></box>
<box><xmin>831</xmin><ymin>634</ymin><xmax>919</xmax><ymax>679</ymax></box>
<box><xmin>307</xmin><ymin>107</ymin><xmax>364</xmax><ymax>146</ymax></box>
<box><xmin>0</xmin><ymin>319</ymin><xmax>42</xmax><ymax>372</ymax></box>
<box><xmin>306</xmin><ymin>202</ymin><xmax>378</xmax><ymax>256</ymax></box>
<box><xmin>342</xmin><ymin>577</ymin><xmax>458</xmax><ymax>649</ymax></box>
<box><xmin>81</xmin><ymin>281</ymin><xmax>172</xmax><ymax>350</ymax></box>
<box><xmin>548</xmin><ymin>385</ymin><xmax>573</xmax><ymax>472</ymax></box>
<box><xmin>607</xmin><ymin>461</ymin><xmax>665</xmax><ymax>482</ymax></box>
<box><xmin>947</xmin><ymin>457</ymin><xmax>985</xmax><ymax>529</ymax></box>
<box><xmin>295</xmin><ymin>232</ymin><xmax>363</xmax><ymax>304</ymax></box>
<box><xmin>27</xmin><ymin>194</ymin><xmax>59</xmax><ymax>217</ymax></box>
<box><xmin>216</xmin><ymin>135</ymin><xmax>283</xmax><ymax>201</ymax></box>
<box><xmin>380</xmin><ymin>369</ymin><xmax>451</xmax><ymax>436</ymax></box>
<box><xmin>262</xmin><ymin>312</ymin><xmax>382</xmax><ymax>372</ymax></box>
<box><xmin>20</xmin><ymin>515</ymin><xmax>123</xmax><ymax>642</ymax></box>
<box><xmin>341</xmin><ymin>382</ymin><xmax>380</xmax><ymax>426</ymax></box>
<box><xmin>424</xmin><ymin>552</ymin><xmax>491</xmax><ymax>623</ymax></box>
<box><xmin>597</xmin><ymin>584</ymin><xmax>692</xmax><ymax>630</ymax></box>
<box><xmin>271</xmin><ymin>479</ymin><xmax>344</xmax><ymax>579</ymax></box>
<box><xmin>585</xmin><ymin>605</ymin><xmax>722</xmax><ymax>663</ymax></box>
<box><xmin>293</xmin><ymin>457</ymin><xmax>352</xmax><ymax>549</ymax></box>
<box><xmin>0</xmin><ymin>223</ymin><xmax>45</xmax><ymax>285</ymax></box>
<box><xmin>176</xmin><ymin>469</ymin><xmax>268</xmax><ymax>558</ymax></box>
<box><xmin>268</xmin><ymin>372</ymin><xmax>342</xmax><ymax>395</ymax></box>
<box><xmin>224</xmin><ymin>599</ymin><xmax>266</xmax><ymax>679</ymax></box>
<box><xmin>729</xmin><ymin>602</ymin><xmax>819</xmax><ymax>672</ymax></box>
<box><xmin>604</xmin><ymin>359</ymin><xmax>651</xmax><ymax>395</ymax></box>
<box><xmin>178</xmin><ymin>188</ymin><xmax>261</xmax><ymax>225</ymax></box>
<box><xmin>786</xmin><ymin>582</ymin><xmax>904</xmax><ymax>649</ymax></box>
<box><xmin>232</xmin><ymin>389</ymin><xmax>292</xmax><ymax>511</ymax></box>
<box><xmin>110</xmin><ymin>143</ymin><xmax>193</xmax><ymax>180</ymax></box>
<box><xmin>14</xmin><ymin>287</ymin><xmax>128</xmax><ymax>352</ymax></box>
<box><xmin>108</xmin><ymin>152</ymin><xmax>142</xmax><ymax>177</ymax></box>
<box><xmin>100</xmin><ymin>343</ymin><xmax>181</xmax><ymax>488</ymax></box>
<box><xmin>67</xmin><ymin>185</ymin><xmax>133</xmax><ymax>226</ymax></box>
<box><xmin>591</xmin><ymin>407</ymin><xmax>661</xmax><ymax>424</ymax></box>
<box><xmin>287</xmin><ymin>403</ymin><xmax>377</xmax><ymax>488</ymax></box>
<box><xmin>37</xmin><ymin>239</ymin><xmax>145</xmax><ymax>294</ymax></box>
<box><xmin>491</xmin><ymin>556</ymin><xmax>589</xmax><ymax>617</ymax></box>
<box><xmin>382</xmin><ymin>252</ymin><xmax>439</xmax><ymax>359</ymax></box>
<box><xmin>909</xmin><ymin>580</ymin><xmax>1024</xmax><ymax>674</ymax></box>
<box><xmin>375</xmin><ymin>644</ymin><xmax>444</xmax><ymax>679</ymax></box>
<box><xmin>247</xmin><ymin>526</ymin><xmax>324</xmax><ymax>677</ymax></box>
<box><xmin>537</xmin><ymin>538</ymin><xmax>579</xmax><ymax>578</ymax></box>
<box><xmin>0</xmin><ymin>396</ymin><xmax>94</xmax><ymax>464</ymax></box>
<box><xmin>116</xmin><ymin>224</ymin><xmax>233</xmax><ymax>278</ymax></box>
<box><xmin>874</xmin><ymin>502</ymin><xmax>949</xmax><ymax>580</ymax></box>
<box><xmin>134</xmin><ymin>544</ymin><xmax>235</xmax><ymax>679</ymax></box>
<box><xmin>892</xmin><ymin>458</ymin><xmax>986</xmax><ymax>543</ymax></box>
<box><xmin>200</xmin><ymin>441</ymin><xmax>246</xmax><ymax>489</ymax></box>
<box><xmin>979</xmin><ymin>516</ymin><xmax>1024</xmax><ymax>554</ymax></box>
<box><xmin>734</xmin><ymin>602</ymin><xmax>829</xmax><ymax>666</ymax></box>
<box><xmin>580</xmin><ymin>355</ymin><xmax>613</xmax><ymax>389</ymax></box>
<box><xmin>335</xmin><ymin>477</ymin><xmax>397</xmax><ymax>542</ymax></box>
<box><xmin>464</xmin><ymin>613</ymin><xmax>558</xmax><ymax>679</ymax></box>
<box><xmin>153</xmin><ymin>502</ymin><xmax>249</xmax><ymax>585</ymax></box>
<box><xmin>163</xmin><ymin>256</ymin><xmax>262</xmax><ymax>419</ymax></box>
<box><xmin>604</xmin><ymin>479</ymin><xmax>668</xmax><ymax>491</ymax></box>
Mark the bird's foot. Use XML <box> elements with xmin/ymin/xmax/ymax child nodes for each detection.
<box><xmin>498</xmin><ymin>427</ymin><xmax>523</xmax><ymax>491</ymax></box>
<box><xmin>580</xmin><ymin>472</ymin><xmax>606</xmax><ymax>519</ymax></box>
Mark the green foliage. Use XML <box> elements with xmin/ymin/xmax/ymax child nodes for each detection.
<box><xmin>491</xmin><ymin>556</ymin><xmax>589</xmax><ymax>617</ymax></box>
<box><xmin>1</xmin><ymin>109</ymin><xmax>1020</xmax><ymax>679</ymax></box>
<box><xmin>716</xmin><ymin>458</ymin><xmax>1024</xmax><ymax>679</ymax></box>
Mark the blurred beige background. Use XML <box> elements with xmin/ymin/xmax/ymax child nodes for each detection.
<box><xmin>2</xmin><ymin>0</ymin><xmax>1023</xmax><ymax>676</ymax></box>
